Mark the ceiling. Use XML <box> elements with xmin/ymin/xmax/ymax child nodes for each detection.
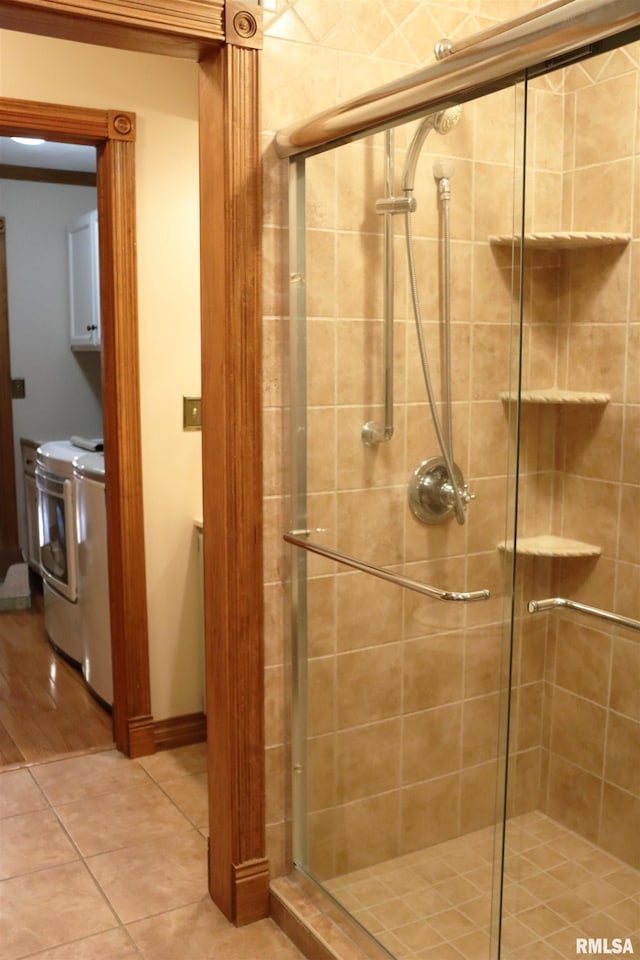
<box><xmin>0</xmin><ymin>137</ymin><xmax>96</xmax><ymax>172</ymax></box>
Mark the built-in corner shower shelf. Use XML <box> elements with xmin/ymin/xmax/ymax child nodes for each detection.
<box><xmin>500</xmin><ymin>389</ymin><xmax>610</xmax><ymax>405</ymax></box>
<box><xmin>489</xmin><ymin>231</ymin><xmax>631</xmax><ymax>250</ymax></box>
<box><xmin>498</xmin><ymin>535</ymin><xmax>602</xmax><ymax>558</ymax></box>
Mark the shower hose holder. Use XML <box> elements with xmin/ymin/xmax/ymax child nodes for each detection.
<box><xmin>409</xmin><ymin>457</ymin><xmax>475</xmax><ymax>524</ymax></box>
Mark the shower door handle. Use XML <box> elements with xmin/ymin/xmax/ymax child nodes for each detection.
<box><xmin>528</xmin><ymin>597</ymin><xmax>640</xmax><ymax>633</ymax></box>
<box><xmin>285</xmin><ymin>533</ymin><xmax>490</xmax><ymax>602</ymax></box>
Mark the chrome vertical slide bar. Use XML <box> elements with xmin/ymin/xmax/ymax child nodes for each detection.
<box><xmin>362</xmin><ymin>128</ymin><xmax>395</xmax><ymax>446</ymax></box>
<box><xmin>285</xmin><ymin>533</ymin><xmax>490</xmax><ymax>602</ymax></box>
<box><xmin>528</xmin><ymin>597</ymin><xmax>640</xmax><ymax>633</ymax></box>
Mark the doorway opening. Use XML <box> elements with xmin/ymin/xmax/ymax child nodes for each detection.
<box><xmin>0</xmin><ymin>137</ymin><xmax>115</xmax><ymax>764</ymax></box>
<box><xmin>0</xmin><ymin>97</ymin><xmax>153</xmax><ymax>763</ymax></box>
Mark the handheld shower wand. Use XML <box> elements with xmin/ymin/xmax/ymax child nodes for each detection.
<box><xmin>402</xmin><ymin>106</ymin><xmax>462</xmax><ymax>196</ymax></box>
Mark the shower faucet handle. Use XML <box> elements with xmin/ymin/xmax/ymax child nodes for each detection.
<box><xmin>443</xmin><ymin>478</ymin><xmax>475</xmax><ymax>506</ymax></box>
<box><xmin>460</xmin><ymin>483</ymin><xmax>475</xmax><ymax>504</ymax></box>
<box><xmin>408</xmin><ymin>457</ymin><xmax>474</xmax><ymax>525</ymax></box>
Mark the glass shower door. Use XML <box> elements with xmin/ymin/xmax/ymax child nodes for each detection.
<box><xmin>288</xmin><ymin>78</ymin><xmax>528</xmax><ymax>960</ymax></box>
<box><xmin>501</xmin><ymin>41</ymin><xmax>640</xmax><ymax>960</ymax></box>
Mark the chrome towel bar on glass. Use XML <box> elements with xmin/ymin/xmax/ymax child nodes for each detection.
<box><xmin>284</xmin><ymin>533</ymin><xmax>490</xmax><ymax>603</ymax></box>
<box><xmin>528</xmin><ymin>597</ymin><xmax>640</xmax><ymax>633</ymax></box>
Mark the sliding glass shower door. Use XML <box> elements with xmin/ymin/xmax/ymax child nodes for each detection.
<box><xmin>287</xmin><ymin>78</ymin><xmax>527</xmax><ymax>959</ymax></box>
<box><xmin>501</xmin><ymin>42</ymin><xmax>640</xmax><ymax>959</ymax></box>
<box><xmin>283</xmin><ymin>9</ymin><xmax>640</xmax><ymax>958</ymax></box>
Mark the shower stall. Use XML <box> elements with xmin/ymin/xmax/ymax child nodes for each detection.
<box><xmin>275</xmin><ymin>2</ymin><xmax>640</xmax><ymax>957</ymax></box>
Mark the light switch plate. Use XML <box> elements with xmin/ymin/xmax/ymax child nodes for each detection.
<box><xmin>183</xmin><ymin>396</ymin><xmax>202</xmax><ymax>430</ymax></box>
<box><xmin>11</xmin><ymin>378</ymin><xmax>26</xmax><ymax>399</ymax></box>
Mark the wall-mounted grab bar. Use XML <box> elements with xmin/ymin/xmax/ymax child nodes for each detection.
<box><xmin>284</xmin><ymin>533</ymin><xmax>490</xmax><ymax>602</ymax></box>
<box><xmin>275</xmin><ymin>0</ymin><xmax>640</xmax><ymax>159</ymax></box>
<box><xmin>528</xmin><ymin>597</ymin><xmax>640</xmax><ymax>633</ymax></box>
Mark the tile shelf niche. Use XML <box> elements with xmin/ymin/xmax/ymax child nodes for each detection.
<box><xmin>489</xmin><ymin>231</ymin><xmax>631</xmax><ymax>249</ymax></box>
<box><xmin>490</xmin><ymin>230</ymin><xmax>625</xmax><ymax>560</ymax></box>
<box><xmin>497</xmin><ymin>535</ymin><xmax>602</xmax><ymax>558</ymax></box>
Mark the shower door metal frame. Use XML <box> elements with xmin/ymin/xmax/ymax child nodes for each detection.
<box><xmin>288</xmin><ymin>154</ymin><xmax>310</xmax><ymax>869</ymax></box>
<box><xmin>282</xmin><ymin>5</ymin><xmax>640</xmax><ymax>956</ymax></box>
<box><xmin>275</xmin><ymin>0</ymin><xmax>640</xmax><ymax>161</ymax></box>
<box><xmin>285</xmin><ymin>97</ymin><xmax>526</xmax><ymax>960</ymax></box>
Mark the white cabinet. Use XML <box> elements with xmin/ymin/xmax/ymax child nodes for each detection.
<box><xmin>67</xmin><ymin>209</ymin><xmax>101</xmax><ymax>350</ymax></box>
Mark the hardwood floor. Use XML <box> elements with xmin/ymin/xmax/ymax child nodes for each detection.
<box><xmin>0</xmin><ymin>586</ymin><xmax>113</xmax><ymax>767</ymax></box>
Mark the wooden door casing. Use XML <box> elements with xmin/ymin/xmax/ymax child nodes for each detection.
<box><xmin>0</xmin><ymin>1</ymin><xmax>267</xmax><ymax>925</ymax></box>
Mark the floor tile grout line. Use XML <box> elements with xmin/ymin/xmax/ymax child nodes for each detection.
<box><xmin>14</xmin><ymin>911</ymin><xmax>145</xmax><ymax>960</ymax></box>
<box><xmin>5</xmin><ymin>754</ymin><xmax>637</xmax><ymax>959</ymax></box>
<box><xmin>0</xmin><ymin>741</ymin><xmax>117</xmax><ymax>776</ymax></box>
<box><xmin>0</xmin><ymin>746</ymin><xmax>222</xmax><ymax>960</ymax></box>
<box><xmin>41</xmin><ymin>787</ymin><xmax>197</xmax><ymax>861</ymax></box>
<box><xmin>0</xmin><ymin>828</ymin><xmax>81</xmax><ymax>885</ymax></box>
<box><xmin>329</xmin><ymin>813</ymin><xmax>639</xmax><ymax>959</ymax></box>
<box><xmin>0</xmin><ymin>768</ymin><xmax>88</xmax><ymax>885</ymax></box>
<box><xmin>16</xmin><ymin>772</ymin><xmax>127</xmax><ymax>933</ymax></box>
<box><xmin>30</xmin><ymin>761</ymin><xmax>181</xmax><ymax>808</ymax></box>
<box><xmin>2</xmin><ymin>823</ymin><xmax>212</xmax><ymax>957</ymax></box>
<box><xmin>0</xmin><ymin>817</ymin><xmax>207</xmax><ymax>957</ymax></box>
<box><xmin>151</xmin><ymin>772</ymin><xmax>209</xmax><ymax>831</ymax></box>
<box><xmin>1</xmin><ymin>776</ymin><xmax>202</xmax><ymax>878</ymax></box>
<box><xmin>122</xmin><ymin>893</ymin><xmax>215</xmax><ymax>930</ymax></box>
<box><xmin>79</xmin><ymin>821</ymin><xmax>201</xmax><ymax>865</ymax></box>
<box><xmin>70</xmin><ymin>857</ymin><xmax>125</xmax><ymax>936</ymax></box>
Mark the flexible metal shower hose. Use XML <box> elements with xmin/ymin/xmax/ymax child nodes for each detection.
<box><xmin>404</xmin><ymin>204</ymin><xmax>466</xmax><ymax>524</ymax></box>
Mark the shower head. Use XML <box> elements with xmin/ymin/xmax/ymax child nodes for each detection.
<box><xmin>433</xmin><ymin>104</ymin><xmax>462</xmax><ymax>135</ymax></box>
<box><xmin>402</xmin><ymin>105</ymin><xmax>463</xmax><ymax>194</ymax></box>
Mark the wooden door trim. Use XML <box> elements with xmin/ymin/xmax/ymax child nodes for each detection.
<box><xmin>199</xmin><ymin>43</ymin><xmax>267</xmax><ymax>925</ymax></box>
<box><xmin>0</xmin><ymin>97</ymin><xmax>152</xmax><ymax>756</ymax></box>
<box><xmin>0</xmin><ymin>0</ymin><xmax>225</xmax><ymax>59</ymax></box>
<box><xmin>0</xmin><ymin>217</ymin><xmax>20</xmax><ymax>550</ymax></box>
<box><xmin>1</xmin><ymin>1</ymin><xmax>268</xmax><ymax>926</ymax></box>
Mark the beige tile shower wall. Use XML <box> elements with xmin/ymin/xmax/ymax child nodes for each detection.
<box><xmin>261</xmin><ymin>0</ymin><xmax>562</xmax><ymax>879</ymax></box>
<box><xmin>300</xmin><ymin>79</ymin><xmax>540</xmax><ymax>877</ymax></box>
<box><xmin>526</xmin><ymin>46</ymin><xmax>640</xmax><ymax>868</ymax></box>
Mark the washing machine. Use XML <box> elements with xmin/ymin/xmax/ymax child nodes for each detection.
<box><xmin>35</xmin><ymin>440</ymin><xmax>83</xmax><ymax>664</ymax></box>
<box><xmin>73</xmin><ymin>452</ymin><xmax>112</xmax><ymax>707</ymax></box>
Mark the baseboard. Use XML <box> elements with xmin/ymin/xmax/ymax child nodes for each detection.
<box><xmin>153</xmin><ymin>711</ymin><xmax>207</xmax><ymax>751</ymax></box>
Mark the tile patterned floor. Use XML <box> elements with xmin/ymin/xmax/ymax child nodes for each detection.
<box><xmin>3</xmin><ymin>747</ymin><xmax>638</xmax><ymax>960</ymax></box>
<box><xmin>0</xmin><ymin>744</ymin><xmax>303</xmax><ymax>960</ymax></box>
<box><xmin>325</xmin><ymin>812</ymin><xmax>640</xmax><ymax>959</ymax></box>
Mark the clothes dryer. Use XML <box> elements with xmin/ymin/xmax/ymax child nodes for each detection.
<box><xmin>35</xmin><ymin>440</ymin><xmax>82</xmax><ymax>664</ymax></box>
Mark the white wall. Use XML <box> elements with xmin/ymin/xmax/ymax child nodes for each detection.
<box><xmin>0</xmin><ymin>178</ymin><xmax>102</xmax><ymax>550</ymax></box>
<box><xmin>0</xmin><ymin>30</ymin><xmax>204</xmax><ymax>721</ymax></box>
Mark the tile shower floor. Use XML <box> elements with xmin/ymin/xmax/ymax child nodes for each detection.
<box><xmin>325</xmin><ymin>812</ymin><xmax>640</xmax><ymax>960</ymax></box>
<box><xmin>0</xmin><ymin>744</ymin><xmax>303</xmax><ymax>960</ymax></box>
